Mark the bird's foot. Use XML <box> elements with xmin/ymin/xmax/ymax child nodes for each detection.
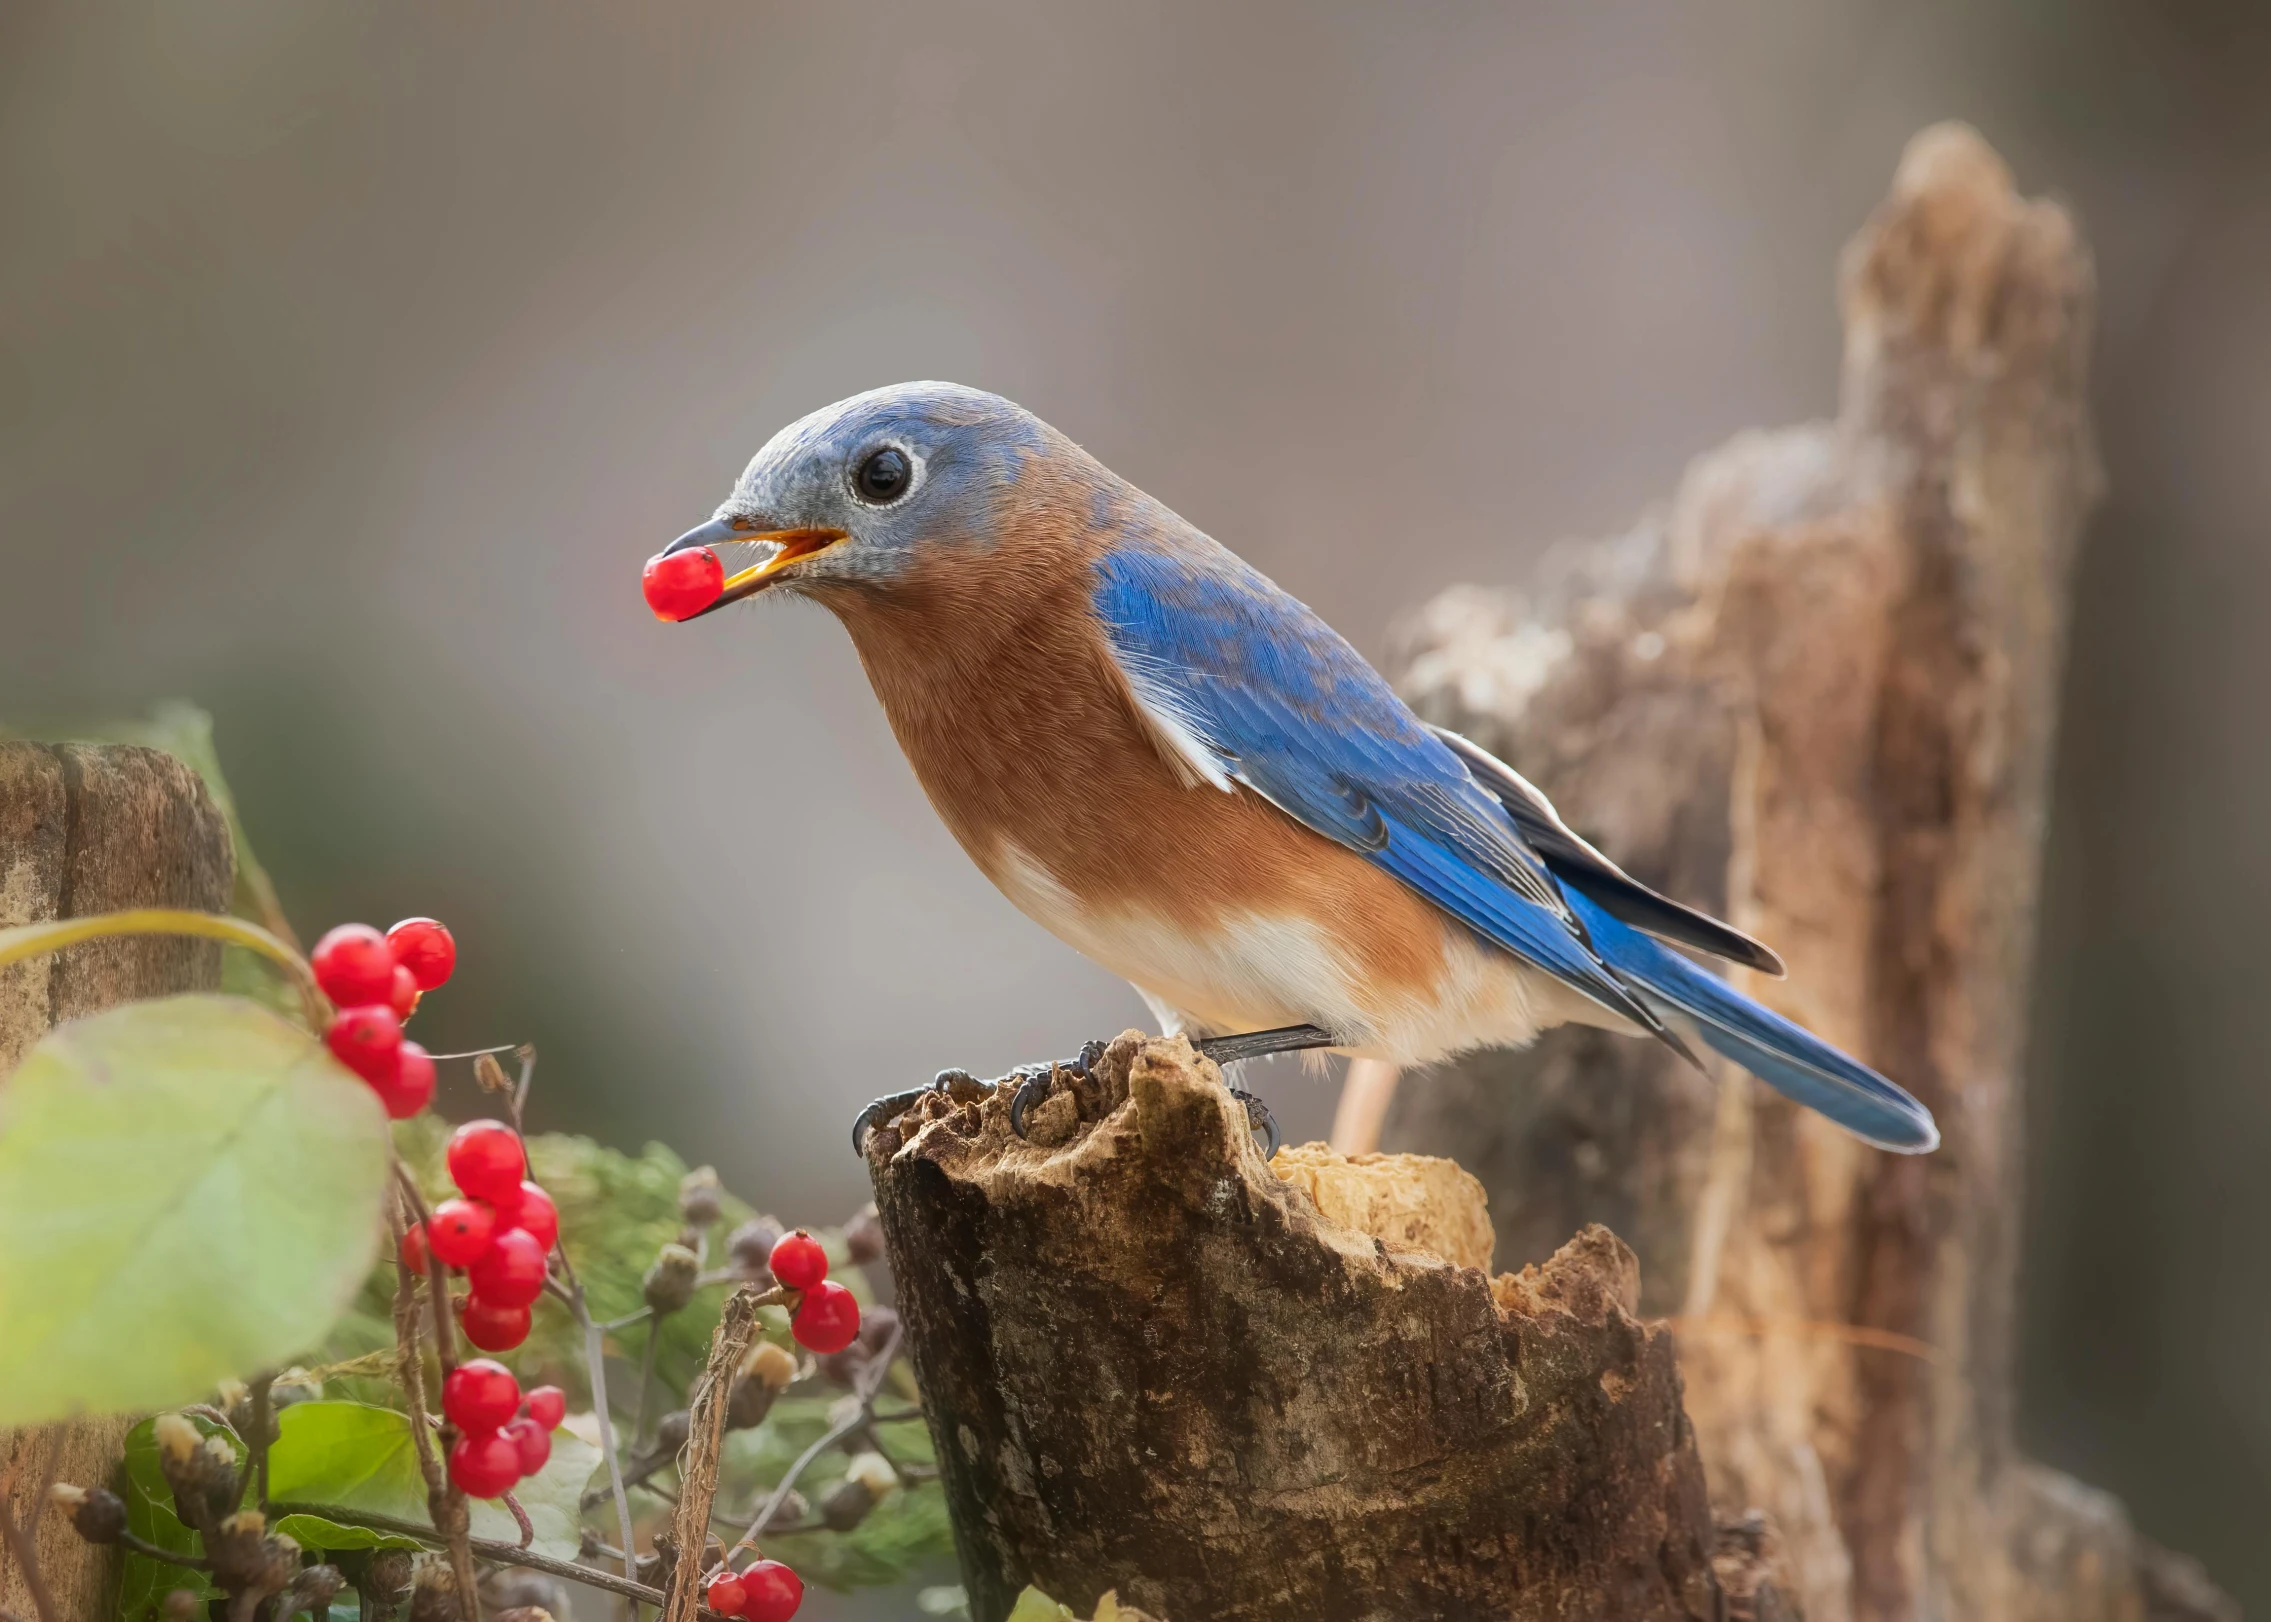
<box><xmin>852</xmin><ymin>1065</ymin><xmax>992</xmax><ymax>1156</ymax></box>
<box><xmin>1006</xmin><ymin>1039</ymin><xmax>1109</xmax><ymax>1139</ymax></box>
<box><xmin>1227</xmin><ymin>1086</ymin><xmax>1279</xmax><ymax>1159</ymax></box>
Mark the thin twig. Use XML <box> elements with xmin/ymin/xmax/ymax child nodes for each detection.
<box><xmin>118</xmin><ymin>1531</ymin><xmax>212</xmax><ymax>1571</ymax></box>
<box><xmin>633</xmin><ymin>1319</ymin><xmax>662</xmax><ymax>1449</ymax></box>
<box><xmin>232</xmin><ymin>1370</ymin><xmax>277</xmax><ymax>1513</ymax></box>
<box><xmin>573</xmin><ymin>1281</ymin><xmax>639</xmax><ymax>1577</ymax></box>
<box><xmin>661</xmin><ymin>1288</ymin><xmax>764</xmax><ymax>1622</ymax></box>
<box><xmin>265</xmin><ymin>1502</ymin><xmax>712</xmax><ymax>1614</ymax></box>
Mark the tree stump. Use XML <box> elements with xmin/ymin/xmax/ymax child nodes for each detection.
<box><xmin>1383</xmin><ymin>125</ymin><xmax>2232</xmax><ymax>1620</ymax></box>
<box><xmin>867</xmin><ymin>1031</ymin><xmax>1753</xmax><ymax>1622</ymax></box>
<box><xmin>1</xmin><ymin>744</ymin><xmax>235</xmax><ymax>1622</ymax></box>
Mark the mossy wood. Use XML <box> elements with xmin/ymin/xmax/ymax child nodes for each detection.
<box><xmin>0</xmin><ymin>744</ymin><xmax>234</xmax><ymax>1622</ymax></box>
<box><xmin>867</xmin><ymin>1033</ymin><xmax>1753</xmax><ymax>1622</ymax></box>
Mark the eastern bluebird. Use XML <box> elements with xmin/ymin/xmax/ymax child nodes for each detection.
<box><xmin>656</xmin><ymin>382</ymin><xmax>1937</xmax><ymax>1157</ymax></box>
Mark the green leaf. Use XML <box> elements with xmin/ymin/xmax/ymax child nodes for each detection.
<box><xmin>267</xmin><ymin>1401</ymin><xmax>599</xmax><ymax>1561</ymax></box>
<box><xmin>0</xmin><ymin>995</ymin><xmax>390</xmax><ymax>1426</ymax></box>
<box><xmin>1005</xmin><ymin>1592</ymin><xmax>1075</xmax><ymax>1622</ymax></box>
<box><xmin>270</xmin><ymin>1512</ymin><xmax>426</xmax><ymax>1554</ymax></box>
<box><xmin>115</xmin><ymin>1412</ymin><xmax>235</xmax><ymax>1619</ymax></box>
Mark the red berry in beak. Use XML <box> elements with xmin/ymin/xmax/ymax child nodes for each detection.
<box><xmin>459</xmin><ymin>1295</ymin><xmax>532</xmax><ymax>1352</ymax></box>
<box><xmin>767</xmin><ymin>1230</ymin><xmax>828</xmax><ymax>1291</ymax></box>
<box><xmin>325</xmin><ymin>1005</ymin><xmax>403</xmax><ymax>1085</ymax></box>
<box><xmin>427</xmin><ymin>1197</ymin><xmax>499</xmax><ymax>1267</ymax></box>
<box><xmin>643</xmin><ymin>546</ymin><xmax>725</xmax><ymax>621</ymax></box>
<box><xmin>447</xmin><ymin>1120</ymin><xmax>526</xmax><ymax>1202</ymax></box>
<box><xmin>312</xmin><ymin>923</ymin><xmax>398</xmax><ymax>1006</ymax></box>
<box><xmin>790</xmin><ymin>1280</ymin><xmax>861</xmax><ymax>1355</ymax></box>
<box><xmin>386</xmin><ymin>917</ymin><xmax>457</xmax><ymax>990</ymax></box>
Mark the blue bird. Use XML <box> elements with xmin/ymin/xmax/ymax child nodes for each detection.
<box><xmin>655</xmin><ymin>382</ymin><xmax>1938</xmax><ymax>1156</ymax></box>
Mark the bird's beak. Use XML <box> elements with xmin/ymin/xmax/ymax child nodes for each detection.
<box><xmin>663</xmin><ymin>516</ymin><xmax>849</xmax><ymax>621</ymax></box>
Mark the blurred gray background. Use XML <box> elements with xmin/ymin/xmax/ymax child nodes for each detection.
<box><xmin>5</xmin><ymin>1</ymin><xmax>2267</xmax><ymax>1611</ymax></box>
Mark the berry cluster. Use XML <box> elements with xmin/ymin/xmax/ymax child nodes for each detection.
<box><xmin>704</xmin><ymin>1556</ymin><xmax>804</xmax><ymax>1621</ymax></box>
<box><xmin>770</xmin><ymin>1230</ymin><xmax>861</xmax><ymax>1355</ymax></box>
<box><xmin>442</xmin><ymin>1359</ymin><xmax>564</xmax><ymax>1499</ymax></box>
<box><xmin>642</xmin><ymin>545</ymin><xmax>725</xmax><ymax>621</ymax></box>
<box><xmin>400</xmin><ymin>1120</ymin><xmax>558</xmax><ymax>1353</ymax></box>
<box><xmin>314</xmin><ymin>917</ymin><xmax>457</xmax><ymax>1118</ymax></box>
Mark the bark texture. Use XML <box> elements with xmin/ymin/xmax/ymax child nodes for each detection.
<box><xmin>0</xmin><ymin>743</ymin><xmax>234</xmax><ymax>1622</ymax></box>
<box><xmin>1384</xmin><ymin>125</ymin><xmax>2230</xmax><ymax>1621</ymax></box>
<box><xmin>867</xmin><ymin>1030</ymin><xmax>1748</xmax><ymax>1622</ymax></box>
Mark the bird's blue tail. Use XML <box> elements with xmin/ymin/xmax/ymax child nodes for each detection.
<box><xmin>1564</xmin><ymin>890</ymin><xmax>1939</xmax><ymax>1153</ymax></box>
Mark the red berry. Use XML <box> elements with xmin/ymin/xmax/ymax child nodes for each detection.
<box><xmin>522</xmin><ymin>1385</ymin><xmax>566</xmax><ymax>1430</ymax></box>
<box><xmin>372</xmin><ymin>1040</ymin><xmax>435</xmax><ymax>1120</ymax></box>
<box><xmin>502</xmin><ymin>1414</ymin><xmax>551</xmax><ymax>1477</ymax></box>
<box><xmin>442</xmin><ymin>1358</ymin><xmax>522</xmax><ymax>1433</ymax></box>
<box><xmin>447</xmin><ymin>1428</ymin><xmax>522</xmax><ymax>1499</ymax></box>
<box><xmin>447</xmin><ymin>1120</ymin><xmax>525</xmax><ymax>1201</ymax></box>
<box><xmin>311</xmin><ymin>923</ymin><xmax>398</xmax><ymax>1007</ymax></box>
<box><xmin>459</xmin><ymin>1295</ymin><xmax>532</xmax><ymax>1352</ymax></box>
<box><xmin>399</xmin><ymin>1223</ymin><xmax>430</xmax><ymax>1276</ymax></box>
<box><xmin>387</xmin><ymin>917</ymin><xmax>457</xmax><ymax>991</ymax></box>
<box><xmin>791</xmin><ymin>1280</ymin><xmax>861</xmax><ymax>1355</ymax></box>
<box><xmin>704</xmin><ymin>1568</ymin><xmax>750</xmax><ymax>1618</ymax></box>
<box><xmin>739</xmin><ymin>1559</ymin><xmax>802</xmax><ymax>1622</ymax></box>
<box><xmin>426</xmin><ymin>1198</ymin><xmax>499</xmax><ymax>1268</ymax></box>
<box><xmin>767</xmin><ymin>1231</ymin><xmax>828</xmax><ymax>1291</ymax></box>
<box><xmin>643</xmin><ymin>546</ymin><xmax>727</xmax><ymax>622</ymax></box>
<box><xmin>325</xmin><ymin>1005</ymin><xmax>403</xmax><ymax>1085</ymax></box>
<box><xmin>468</xmin><ymin>1227</ymin><xmax>549</xmax><ymax>1308</ymax></box>
<box><xmin>387</xmin><ymin>964</ymin><xmax>421</xmax><ymax>1020</ymax></box>
<box><xmin>509</xmin><ymin>1182</ymin><xmax>559</xmax><ymax>1252</ymax></box>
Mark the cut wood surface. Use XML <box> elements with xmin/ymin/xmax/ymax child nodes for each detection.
<box><xmin>1384</xmin><ymin>124</ymin><xmax>2232</xmax><ymax>1621</ymax></box>
<box><xmin>865</xmin><ymin>1030</ymin><xmax>1784</xmax><ymax>1622</ymax></box>
<box><xmin>0</xmin><ymin>743</ymin><xmax>235</xmax><ymax>1622</ymax></box>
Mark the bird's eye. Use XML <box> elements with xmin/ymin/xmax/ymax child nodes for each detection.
<box><xmin>853</xmin><ymin>446</ymin><xmax>912</xmax><ymax>503</ymax></box>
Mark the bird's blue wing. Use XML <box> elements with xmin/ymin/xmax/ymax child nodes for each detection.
<box><xmin>1091</xmin><ymin>543</ymin><xmax>1660</xmax><ymax>1032</ymax></box>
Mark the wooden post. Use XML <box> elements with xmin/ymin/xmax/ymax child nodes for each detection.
<box><xmin>1</xmin><ymin>743</ymin><xmax>235</xmax><ymax>1622</ymax></box>
<box><xmin>865</xmin><ymin>1031</ymin><xmax>1773</xmax><ymax>1622</ymax></box>
<box><xmin>1385</xmin><ymin>126</ymin><xmax>2231</xmax><ymax>1620</ymax></box>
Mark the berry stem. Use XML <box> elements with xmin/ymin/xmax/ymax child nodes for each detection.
<box><xmin>0</xmin><ymin>909</ymin><xmax>324</xmax><ymax>1026</ymax></box>
<box><xmin>501</xmin><ymin>1491</ymin><xmax>534</xmax><ymax>1551</ymax></box>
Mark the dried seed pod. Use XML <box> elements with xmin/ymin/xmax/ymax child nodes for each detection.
<box><xmin>726</xmin><ymin>1370</ymin><xmax>778</xmax><ymax>1430</ymax></box>
<box><xmin>856</xmin><ymin>1303</ymin><xmax>900</xmax><ymax>1356</ymax></box>
<box><xmin>364</xmin><ymin>1548</ymin><xmax>417</xmax><ymax>1622</ymax></box>
<box><xmin>49</xmin><ymin>1483</ymin><xmax>127</xmax><ymax>1544</ymax></box>
<box><xmin>654</xmin><ymin>1407</ymin><xmax>692</xmax><ymax>1456</ymax></box>
<box><xmin>283</xmin><ymin>1563</ymin><xmax>345</xmax><ymax>1619</ymax></box>
<box><xmin>819</xmin><ymin>1476</ymin><xmax>875</xmax><ymax>1532</ymax></box>
<box><xmin>678</xmin><ymin>1165</ymin><xmax>723</xmax><ymax>1227</ymax></box>
<box><xmin>843</xmin><ymin>1204</ymin><xmax>885</xmax><ymax>1266</ymax></box>
<box><xmin>726</xmin><ymin>1217</ymin><xmax>782</xmax><ymax>1277</ymax></box>
<box><xmin>492</xmin><ymin>1609</ymin><xmax>556</xmax><ymax>1622</ymax></box>
<box><xmin>408</xmin><ymin>1556</ymin><xmax>463</xmax><ymax>1622</ymax></box>
<box><xmin>643</xmin><ymin>1243</ymin><xmax>701</xmax><ymax>1315</ymax></box>
<box><xmin>207</xmin><ymin>1511</ymin><xmax>287</xmax><ymax>1594</ymax></box>
<box><xmin>842</xmin><ymin>1450</ymin><xmax>900</xmax><ymax>1498</ymax></box>
<box><xmin>482</xmin><ymin>1567</ymin><xmax>571</xmax><ymax>1621</ymax></box>
<box><xmin>742</xmin><ymin>1339</ymin><xmax>797</xmax><ymax>1392</ymax></box>
<box><xmin>154</xmin><ymin>1416</ymin><xmax>239</xmax><ymax>1531</ymax></box>
<box><xmin>816</xmin><ymin>1344</ymin><xmax>870</xmax><ymax>1388</ymax></box>
<box><xmin>473</xmin><ymin>1052</ymin><xmax>512</xmax><ymax>1093</ymax></box>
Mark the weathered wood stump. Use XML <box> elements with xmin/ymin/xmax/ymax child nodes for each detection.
<box><xmin>1383</xmin><ymin>125</ymin><xmax>2232</xmax><ymax>1620</ymax></box>
<box><xmin>867</xmin><ymin>1031</ymin><xmax>1743</xmax><ymax>1622</ymax></box>
<box><xmin>1</xmin><ymin>743</ymin><xmax>235</xmax><ymax>1622</ymax></box>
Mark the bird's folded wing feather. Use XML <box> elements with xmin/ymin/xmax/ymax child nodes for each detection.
<box><xmin>1090</xmin><ymin>544</ymin><xmax>1663</xmax><ymax>1034</ymax></box>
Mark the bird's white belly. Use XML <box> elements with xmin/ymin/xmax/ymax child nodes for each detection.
<box><xmin>985</xmin><ymin>843</ymin><xmax>1603</xmax><ymax>1065</ymax></box>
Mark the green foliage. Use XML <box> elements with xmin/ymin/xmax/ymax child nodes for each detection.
<box><xmin>1004</xmin><ymin>1589</ymin><xmax>1150</xmax><ymax>1622</ymax></box>
<box><xmin>0</xmin><ymin>995</ymin><xmax>391</xmax><ymax>1425</ymax></box>
<box><xmin>267</xmin><ymin>1512</ymin><xmax>425</xmax><ymax>1553</ymax></box>
<box><xmin>115</xmin><ymin>1412</ymin><xmax>233</xmax><ymax>1620</ymax></box>
<box><xmin>266</xmin><ymin>1400</ymin><xmax>598</xmax><ymax>1560</ymax></box>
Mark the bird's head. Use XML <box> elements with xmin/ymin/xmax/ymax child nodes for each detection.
<box><xmin>653</xmin><ymin>381</ymin><xmax>1067</xmax><ymax>618</ymax></box>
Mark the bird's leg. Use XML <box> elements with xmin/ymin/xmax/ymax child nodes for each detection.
<box><xmin>1192</xmin><ymin>1024</ymin><xmax>1337</xmax><ymax>1159</ymax></box>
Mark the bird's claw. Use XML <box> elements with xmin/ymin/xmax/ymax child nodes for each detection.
<box><xmin>1005</xmin><ymin>1040</ymin><xmax>1109</xmax><ymax>1141</ymax></box>
<box><xmin>851</xmin><ymin>1066</ymin><xmax>984</xmax><ymax>1156</ymax></box>
<box><xmin>1228</xmin><ymin>1086</ymin><xmax>1279</xmax><ymax>1159</ymax></box>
